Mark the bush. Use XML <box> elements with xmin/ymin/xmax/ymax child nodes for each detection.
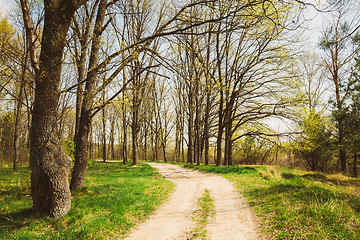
<box><xmin>293</xmin><ymin>112</ymin><xmax>334</xmax><ymax>171</ymax></box>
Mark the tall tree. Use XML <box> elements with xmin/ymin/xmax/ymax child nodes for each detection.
<box><xmin>320</xmin><ymin>1</ymin><xmax>360</xmax><ymax>172</ymax></box>
<box><xmin>20</xmin><ymin>0</ymin><xmax>88</xmax><ymax>217</ymax></box>
<box><xmin>70</xmin><ymin>0</ymin><xmax>229</xmax><ymax>186</ymax></box>
<box><xmin>337</xmin><ymin>37</ymin><xmax>360</xmax><ymax>177</ymax></box>
<box><xmin>71</xmin><ymin>0</ymin><xmax>108</xmax><ymax>190</ymax></box>
<box><xmin>70</xmin><ymin>0</ymin><xmax>99</xmax><ymax>142</ymax></box>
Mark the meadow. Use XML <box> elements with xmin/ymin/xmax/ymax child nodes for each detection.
<box><xmin>0</xmin><ymin>161</ymin><xmax>173</xmax><ymax>239</ymax></box>
<box><xmin>180</xmin><ymin>163</ymin><xmax>360</xmax><ymax>239</ymax></box>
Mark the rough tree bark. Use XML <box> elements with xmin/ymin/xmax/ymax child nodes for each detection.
<box><xmin>71</xmin><ymin>0</ymin><xmax>107</xmax><ymax>190</ymax></box>
<box><xmin>21</xmin><ymin>0</ymin><xmax>87</xmax><ymax>218</ymax></box>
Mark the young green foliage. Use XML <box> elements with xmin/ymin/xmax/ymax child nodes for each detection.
<box><xmin>293</xmin><ymin>112</ymin><xmax>333</xmax><ymax>171</ymax></box>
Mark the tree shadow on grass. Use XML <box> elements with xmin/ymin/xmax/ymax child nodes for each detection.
<box><xmin>281</xmin><ymin>172</ymin><xmax>360</xmax><ymax>188</ymax></box>
<box><xmin>87</xmin><ymin>161</ymin><xmax>155</xmax><ymax>177</ymax></box>
<box><xmin>247</xmin><ymin>183</ymin><xmax>360</xmax><ymax>239</ymax></box>
<box><xmin>281</xmin><ymin>173</ymin><xmax>297</xmax><ymax>179</ymax></box>
<box><xmin>250</xmin><ymin>182</ymin><xmax>360</xmax><ymax>214</ymax></box>
<box><xmin>0</xmin><ymin>208</ymin><xmax>36</xmax><ymax>233</ymax></box>
<box><xmin>301</xmin><ymin>173</ymin><xmax>360</xmax><ymax>188</ymax></box>
<box><xmin>0</xmin><ymin>187</ymin><xmax>29</xmax><ymax>199</ymax></box>
<box><xmin>279</xmin><ymin>173</ymin><xmax>360</xmax><ymax>214</ymax></box>
<box><xmin>302</xmin><ymin>173</ymin><xmax>328</xmax><ymax>181</ymax></box>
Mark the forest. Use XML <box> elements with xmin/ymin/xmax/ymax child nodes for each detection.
<box><xmin>1</xmin><ymin>0</ymin><xmax>360</xmax><ymax>225</ymax></box>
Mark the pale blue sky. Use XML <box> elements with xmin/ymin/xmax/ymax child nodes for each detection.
<box><xmin>0</xmin><ymin>0</ymin><xmax>10</xmax><ymax>15</ymax></box>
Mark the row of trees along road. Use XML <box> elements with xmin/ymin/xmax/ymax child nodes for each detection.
<box><xmin>0</xmin><ymin>0</ymin><xmax>359</xmax><ymax>218</ymax></box>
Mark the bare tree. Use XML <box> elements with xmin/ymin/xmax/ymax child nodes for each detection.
<box><xmin>20</xmin><ymin>0</ymin><xmax>89</xmax><ymax>218</ymax></box>
<box><xmin>70</xmin><ymin>0</ymin><xmax>109</xmax><ymax>190</ymax></box>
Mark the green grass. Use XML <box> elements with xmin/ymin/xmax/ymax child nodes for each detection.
<box><xmin>189</xmin><ymin>189</ymin><xmax>215</xmax><ymax>239</ymax></box>
<box><xmin>0</xmin><ymin>160</ymin><xmax>173</xmax><ymax>239</ymax></box>
<box><xmin>178</xmin><ymin>162</ymin><xmax>360</xmax><ymax>239</ymax></box>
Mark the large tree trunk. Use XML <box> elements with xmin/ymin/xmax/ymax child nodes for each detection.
<box><xmin>26</xmin><ymin>0</ymin><xmax>82</xmax><ymax>218</ymax></box>
<box><xmin>71</xmin><ymin>107</ymin><xmax>91</xmax><ymax>190</ymax></box>
<box><xmin>71</xmin><ymin>0</ymin><xmax>107</xmax><ymax>190</ymax></box>
<box><xmin>74</xmin><ymin>46</ymin><xmax>87</xmax><ymax>141</ymax></box>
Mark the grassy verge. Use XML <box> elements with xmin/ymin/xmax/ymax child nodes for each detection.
<box><xmin>0</xmin><ymin>160</ymin><xmax>173</xmax><ymax>239</ymax></box>
<box><xmin>189</xmin><ymin>189</ymin><xmax>215</xmax><ymax>239</ymax></box>
<box><xmin>178</xmin><ymin>162</ymin><xmax>360</xmax><ymax>239</ymax></box>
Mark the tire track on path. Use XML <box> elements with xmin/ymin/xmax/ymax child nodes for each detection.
<box><xmin>123</xmin><ymin>163</ymin><xmax>262</xmax><ymax>240</ymax></box>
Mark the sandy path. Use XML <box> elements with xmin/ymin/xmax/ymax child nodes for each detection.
<box><xmin>123</xmin><ymin>163</ymin><xmax>262</xmax><ymax>240</ymax></box>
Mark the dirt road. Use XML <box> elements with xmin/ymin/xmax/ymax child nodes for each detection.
<box><xmin>123</xmin><ymin>163</ymin><xmax>262</xmax><ymax>240</ymax></box>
